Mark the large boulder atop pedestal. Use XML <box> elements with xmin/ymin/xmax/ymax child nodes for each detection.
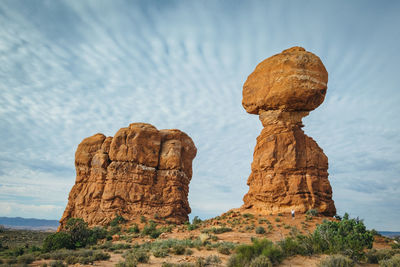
<box><xmin>241</xmin><ymin>47</ymin><xmax>336</xmax><ymax>216</ymax></box>
<box><xmin>242</xmin><ymin>46</ymin><xmax>328</xmax><ymax>114</ymax></box>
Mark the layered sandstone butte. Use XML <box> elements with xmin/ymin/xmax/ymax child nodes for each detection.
<box><xmin>59</xmin><ymin>123</ymin><xmax>196</xmax><ymax>229</ymax></box>
<box><xmin>241</xmin><ymin>47</ymin><xmax>336</xmax><ymax>215</ymax></box>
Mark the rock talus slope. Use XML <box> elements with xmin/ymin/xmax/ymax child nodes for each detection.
<box><xmin>241</xmin><ymin>47</ymin><xmax>336</xmax><ymax>215</ymax></box>
<box><xmin>59</xmin><ymin>123</ymin><xmax>196</xmax><ymax>229</ymax></box>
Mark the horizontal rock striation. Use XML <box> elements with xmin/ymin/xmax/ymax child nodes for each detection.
<box><xmin>59</xmin><ymin>123</ymin><xmax>196</xmax><ymax>229</ymax></box>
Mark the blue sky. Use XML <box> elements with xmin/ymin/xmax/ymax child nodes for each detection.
<box><xmin>0</xmin><ymin>0</ymin><xmax>399</xmax><ymax>231</ymax></box>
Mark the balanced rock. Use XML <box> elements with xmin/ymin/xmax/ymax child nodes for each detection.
<box><xmin>241</xmin><ymin>47</ymin><xmax>336</xmax><ymax>215</ymax></box>
<box><xmin>59</xmin><ymin>123</ymin><xmax>196</xmax><ymax>229</ymax></box>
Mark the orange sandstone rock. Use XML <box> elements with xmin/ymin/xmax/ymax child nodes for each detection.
<box><xmin>59</xmin><ymin>123</ymin><xmax>196</xmax><ymax>229</ymax></box>
<box><xmin>242</xmin><ymin>46</ymin><xmax>328</xmax><ymax>114</ymax></box>
<box><xmin>241</xmin><ymin>47</ymin><xmax>336</xmax><ymax>216</ymax></box>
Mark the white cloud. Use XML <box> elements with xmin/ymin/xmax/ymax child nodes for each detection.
<box><xmin>0</xmin><ymin>202</ymin><xmax>63</xmax><ymax>220</ymax></box>
<box><xmin>0</xmin><ymin>0</ymin><xmax>399</xmax><ymax>230</ymax></box>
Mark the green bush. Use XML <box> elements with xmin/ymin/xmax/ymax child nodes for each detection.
<box><xmin>318</xmin><ymin>255</ymin><xmax>354</xmax><ymax>267</ymax></box>
<box><xmin>365</xmin><ymin>249</ymin><xmax>398</xmax><ymax>263</ymax></box>
<box><xmin>88</xmin><ymin>226</ymin><xmax>107</xmax><ymax>244</ymax></box>
<box><xmin>107</xmin><ymin>243</ymin><xmax>132</xmax><ymax>251</ymax></box>
<box><xmin>197</xmin><ymin>255</ymin><xmax>221</xmax><ymax>266</ymax></box>
<box><xmin>379</xmin><ymin>254</ymin><xmax>400</xmax><ymax>267</ymax></box>
<box><xmin>65</xmin><ymin>218</ymin><xmax>91</xmax><ymax>248</ymax></box>
<box><xmin>142</xmin><ymin>221</ymin><xmax>162</xmax><ymax>238</ymax></box>
<box><xmin>110</xmin><ymin>214</ymin><xmax>127</xmax><ymax>227</ymax></box>
<box><xmin>140</xmin><ymin>216</ymin><xmax>147</xmax><ymax>223</ymax></box>
<box><xmin>152</xmin><ymin>247</ymin><xmax>169</xmax><ymax>258</ymax></box>
<box><xmin>249</xmin><ymin>255</ymin><xmax>272</xmax><ymax>267</ymax></box>
<box><xmin>391</xmin><ymin>243</ymin><xmax>400</xmax><ymax>249</ymax></box>
<box><xmin>42</xmin><ymin>232</ymin><xmax>74</xmax><ymax>252</ymax></box>
<box><xmin>187</xmin><ymin>223</ymin><xmax>199</xmax><ymax>231</ymax></box>
<box><xmin>40</xmin><ymin>249</ymin><xmax>110</xmax><ymax>264</ymax></box>
<box><xmin>278</xmin><ymin>237</ymin><xmax>306</xmax><ymax>256</ymax></box>
<box><xmin>228</xmin><ymin>238</ymin><xmax>283</xmax><ymax>267</ymax></box>
<box><xmin>162</xmin><ymin>263</ymin><xmax>194</xmax><ymax>267</ymax></box>
<box><xmin>50</xmin><ymin>260</ymin><xmax>67</xmax><ymax>267</ymax></box>
<box><xmin>17</xmin><ymin>254</ymin><xmax>35</xmax><ymax>264</ymax></box>
<box><xmin>201</xmin><ymin>227</ymin><xmax>232</xmax><ymax>234</ymax></box>
<box><xmin>128</xmin><ymin>224</ymin><xmax>140</xmax><ymax>234</ymax></box>
<box><xmin>299</xmin><ymin>213</ymin><xmax>373</xmax><ymax>260</ymax></box>
<box><xmin>192</xmin><ymin>216</ymin><xmax>202</xmax><ymax>225</ymax></box>
<box><xmin>121</xmin><ymin>249</ymin><xmax>149</xmax><ymax>264</ymax></box>
<box><xmin>306</xmin><ymin>209</ymin><xmax>319</xmax><ymax>216</ymax></box>
<box><xmin>172</xmin><ymin>244</ymin><xmax>186</xmax><ymax>255</ymax></box>
<box><xmin>243</xmin><ymin>213</ymin><xmax>255</xmax><ymax>219</ymax></box>
<box><xmin>255</xmin><ymin>226</ymin><xmax>266</xmax><ymax>234</ymax></box>
<box><xmin>109</xmin><ymin>225</ymin><xmax>121</xmax><ymax>235</ymax></box>
<box><xmin>218</xmin><ymin>244</ymin><xmax>232</xmax><ymax>255</ymax></box>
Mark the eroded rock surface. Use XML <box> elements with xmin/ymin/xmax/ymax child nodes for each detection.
<box><xmin>59</xmin><ymin>123</ymin><xmax>196</xmax><ymax>229</ymax></box>
<box><xmin>241</xmin><ymin>47</ymin><xmax>336</xmax><ymax>215</ymax></box>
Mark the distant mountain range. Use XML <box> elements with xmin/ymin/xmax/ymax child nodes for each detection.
<box><xmin>0</xmin><ymin>217</ymin><xmax>59</xmax><ymax>231</ymax></box>
<box><xmin>379</xmin><ymin>231</ymin><xmax>400</xmax><ymax>238</ymax></box>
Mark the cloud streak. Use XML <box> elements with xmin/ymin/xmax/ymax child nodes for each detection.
<box><xmin>0</xmin><ymin>0</ymin><xmax>399</xmax><ymax>230</ymax></box>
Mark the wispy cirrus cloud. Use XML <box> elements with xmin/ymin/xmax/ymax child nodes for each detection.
<box><xmin>0</xmin><ymin>0</ymin><xmax>399</xmax><ymax>230</ymax></box>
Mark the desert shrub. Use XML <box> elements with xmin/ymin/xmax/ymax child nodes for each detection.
<box><xmin>65</xmin><ymin>218</ymin><xmax>91</xmax><ymax>248</ymax></box>
<box><xmin>153</xmin><ymin>247</ymin><xmax>169</xmax><ymax>257</ymax></box>
<box><xmin>256</xmin><ymin>226</ymin><xmax>266</xmax><ymax>234</ymax></box>
<box><xmin>278</xmin><ymin>237</ymin><xmax>306</xmax><ymax>256</ymax></box>
<box><xmin>187</xmin><ymin>223</ymin><xmax>199</xmax><ymax>231</ymax></box>
<box><xmin>192</xmin><ymin>216</ymin><xmax>202</xmax><ymax>225</ymax></box>
<box><xmin>17</xmin><ymin>254</ymin><xmax>35</xmax><ymax>264</ymax></box>
<box><xmin>109</xmin><ymin>225</ymin><xmax>121</xmax><ymax>235</ymax></box>
<box><xmin>243</xmin><ymin>213</ymin><xmax>255</xmax><ymax>219</ymax></box>
<box><xmin>392</xmin><ymin>243</ymin><xmax>400</xmax><ymax>249</ymax></box>
<box><xmin>172</xmin><ymin>244</ymin><xmax>186</xmax><ymax>255</ymax></box>
<box><xmin>318</xmin><ymin>255</ymin><xmax>354</xmax><ymax>267</ymax></box>
<box><xmin>185</xmin><ymin>248</ymin><xmax>193</xmax><ymax>255</ymax></box>
<box><xmin>274</xmin><ymin>217</ymin><xmax>281</xmax><ymax>222</ymax></box>
<box><xmin>218</xmin><ymin>244</ymin><xmax>233</xmax><ymax>255</ymax></box>
<box><xmin>228</xmin><ymin>238</ymin><xmax>283</xmax><ymax>267</ymax></box>
<box><xmin>365</xmin><ymin>249</ymin><xmax>399</xmax><ymax>264</ymax></box>
<box><xmin>42</xmin><ymin>232</ymin><xmax>73</xmax><ymax>252</ymax></box>
<box><xmin>306</xmin><ymin>209</ymin><xmax>319</xmax><ymax>216</ymax></box>
<box><xmin>142</xmin><ymin>221</ymin><xmax>162</xmax><ymax>238</ymax></box>
<box><xmin>295</xmin><ymin>213</ymin><xmax>373</xmax><ymax>260</ymax></box>
<box><xmin>110</xmin><ymin>214</ymin><xmax>127</xmax><ymax>227</ymax></box>
<box><xmin>162</xmin><ymin>263</ymin><xmax>195</xmax><ymax>267</ymax></box>
<box><xmin>49</xmin><ymin>260</ymin><xmax>67</xmax><ymax>267</ymax></box>
<box><xmin>123</xmin><ymin>249</ymin><xmax>149</xmax><ymax>264</ymax></box>
<box><xmin>258</xmin><ymin>218</ymin><xmax>270</xmax><ymax>225</ymax></box>
<box><xmin>201</xmin><ymin>227</ymin><xmax>232</xmax><ymax>234</ymax></box>
<box><xmin>88</xmin><ymin>226</ymin><xmax>107</xmax><ymax>244</ymax></box>
<box><xmin>140</xmin><ymin>216</ymin><xmax>147</xmax><ymax>223</ymax></box>
<box><xmin>249</xmin><ymin>255</ymin><xmax>272</xmax><ymax>267</ymax></box>
<box><xmin>41</xmin><ymin>249</ymin><xmax>110</xmax><ymax>264</ymax></box>
<box><xmin>196</xmin><ymin>255</ymin><xmax>221</xmax><ymax>266</ymax></box>
<box><xmin>206</xmin><ymin>255</ymin><xmax>222</xmax><ymax>264</ymax></box>
<box><xmin>107</xmin><ymin>243</ymin><xmax>132</xmax><ymax>251</ymax></box>
<box><xmin>369</xmin><ymin>229</ymin><xmax>380</xmax><ymax>236</ymax></box>
<box><xmin>379</xmin><ymin>254</ymin><xmax>400</xmax><ymax>267</ymax></box>
<box><xmin>128</xmin><ymin>224</ymin><xmax>140</xmax><ymax>233</ymax></box>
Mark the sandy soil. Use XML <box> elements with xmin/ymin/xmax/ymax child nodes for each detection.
<box><xmin>30</xmin><ymin>210</ymin><xmax>393</xmax><ymax>267</ymax></box>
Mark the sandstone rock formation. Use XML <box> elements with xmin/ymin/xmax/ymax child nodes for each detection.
<box><xmin>241</xmin><ymin>47</ymin><xmax>336</xmax><ymax>216</ymax></box>
<box><xmin>59</xmin><ymin>123</ymin><xmax>196</xmax><ymax>229</ymax></box>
